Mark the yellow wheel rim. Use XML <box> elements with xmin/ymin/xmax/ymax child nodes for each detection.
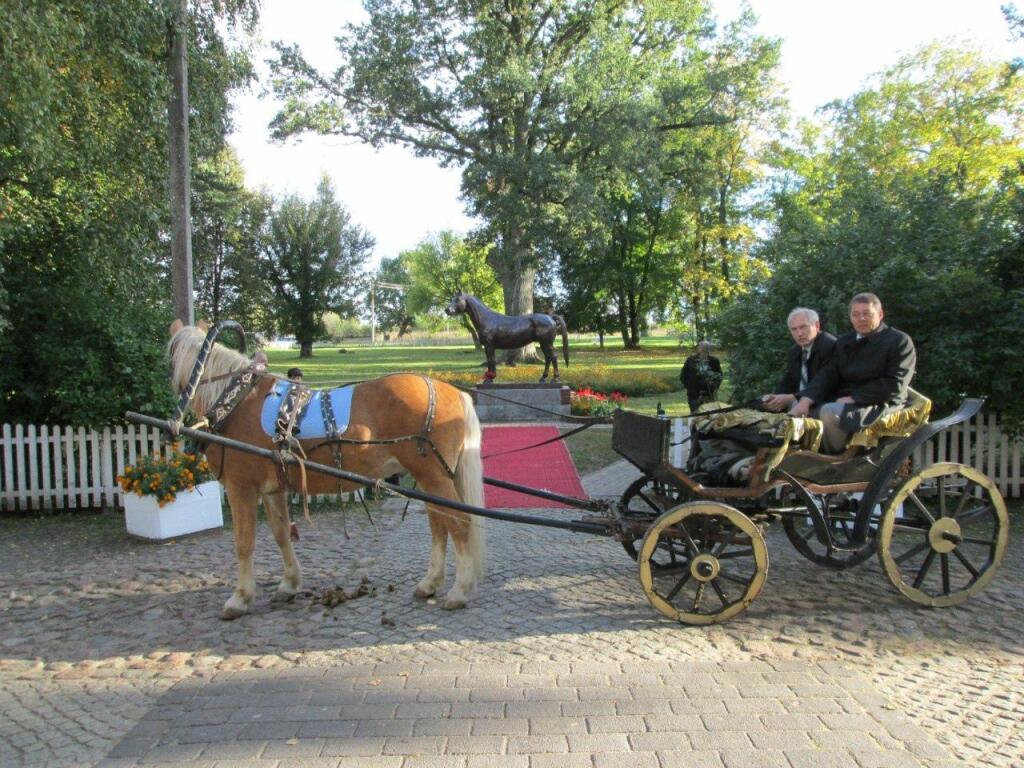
<box><xmin>878</xmin><ymin>463</ymin><xmax>1007</xmax><ymax>608</ymax></box>
<box><xmin>638</xmin><ymin>501</ymin><xmax>768</xmax><ymax>625</ymax></box>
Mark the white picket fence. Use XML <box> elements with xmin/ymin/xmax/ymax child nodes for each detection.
<box><xmin>1</xmin><ymin>413</ymin><xmax>1022</xmax><ymax>512</ymax></box>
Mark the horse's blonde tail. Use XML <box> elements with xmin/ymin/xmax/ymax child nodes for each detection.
<box><xmin>455</xmin><ymin>390</ymin><xmax>485</xmax><ymax>580</ymax></box>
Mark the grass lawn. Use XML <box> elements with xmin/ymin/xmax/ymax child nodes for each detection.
<box><xmin>265</xmin><ymin>336</ymin><xmax>734</xmax><ymax>418</ymax></box>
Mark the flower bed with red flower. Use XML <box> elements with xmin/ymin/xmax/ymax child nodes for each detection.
<box><xmin>117</xmin><ymin>448</ymin><xmax>212</xmax><ymax>507</ymax></box>
<box><xmin>570</xmin><ymin>387</ymin><xmax>628</xmax><ymax>417</ymax></box>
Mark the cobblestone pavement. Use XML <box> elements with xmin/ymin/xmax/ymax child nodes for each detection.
<box><xmin>0</xmin><ymin>459</ymin><xmax>1021</xmax><ymax>767</ymax></box>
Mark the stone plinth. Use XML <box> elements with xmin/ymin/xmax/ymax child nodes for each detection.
<box><xmin>472</xmin><ymin>382</ymin><xmax>571</xmax><ymax>422</ymax></box>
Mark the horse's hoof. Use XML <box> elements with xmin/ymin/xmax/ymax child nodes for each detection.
<box><xmin>220</xmin><ymin>604</ymin><xmax>248</xmax><ymax>621</ymax></box>
<box><xmin>413</xmin><ymin>585</ymin><xmax>436</xmax><ymax>599</ymax></box>
<box><xmin>441</xmin><ymin>596</ymin><xmax>467</xmax><ymax>610</ymax></box>
<box><xmin>270</xmin><ymin>589</ymin><xmax>298</xmax><ymax>605</ymax></box>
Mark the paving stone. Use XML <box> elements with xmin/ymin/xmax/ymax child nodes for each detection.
<box><xmin>718</xmin><ymin>749</ymin><xmax>791</xmax><ymax>768</ymax></box>
<box><xmin>591</xmin><ymin>752</ymin><xmax>660</xmax><ymax>767</ymax></box>
<box><xmin>653</xmin><ymin>751</ymin><xmax>724</xmax><ymax>768</ymax></box>
<box><xmin>785</xmin><ymin>748</ymin><xmax>862</xmax><ymax>768</ymax></box>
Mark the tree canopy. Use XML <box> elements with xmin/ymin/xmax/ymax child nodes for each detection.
<box><xmin>717</xmin><ymin>44</ymin><xmax>1024</xmax><ymax>429</ymax></box>
<box><xmin>0</xmin><ymin>0</ymin><xmax>257</xmax><ymax>426</ymax></box>
<box><xmin>261</xmin><ymin>176</ymin><xmax>374</xmax><ymax>357</ymax></box>
<box><xmin>268</xmin><ymin>0</ymin><xmax>779</xmax><ymax>355</ymax></box>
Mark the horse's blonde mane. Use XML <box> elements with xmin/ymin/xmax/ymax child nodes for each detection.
<box><xmin>168</xmin><ymin>325</ymin><xmax>253</xmax><ymax>416</ymax></box>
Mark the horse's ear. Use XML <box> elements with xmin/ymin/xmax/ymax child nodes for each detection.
<box><xmin>197</xmin><ymin>319</ymin><xmax>210</xmax><ymax>332</ymax></box>
<box><xmin>169</xmin><ymin>319</ymin><xmax>184</xmax><ymax>337</ymax></box>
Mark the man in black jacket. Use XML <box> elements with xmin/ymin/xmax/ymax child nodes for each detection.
<box><xmin>761</xmin><ymin>307</ymin><xmax>836</xmax><ymax>412</ymax></box>
<box><xmin>790</xmin><ymin>293</ymin><xmax>916</xmax><ymax>453</ymax></box>
<box><xmin>681</xmin><ymin>341</ymin><xmax>723</xmax><ymax>415</ymax></box>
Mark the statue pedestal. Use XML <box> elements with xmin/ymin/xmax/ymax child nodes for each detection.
<box><xmin>472</xmin><ymin>383</ymin><xmax>571</xmax><ymax>422</ymax></box>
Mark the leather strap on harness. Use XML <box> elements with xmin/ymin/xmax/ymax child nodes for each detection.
<box><xmin>204</xmin><ymin>365</ymin><xmax>264</xmax><ymax>433</ymax></box>
<box><xmin>274</xmin><ymin>383</ymin><xmax>313</xmax><ymax>450</ymax></box>
<box><xmin>418</xmin><ymin>375</ymin><xmax>437</xmax><ymax>456</ymax></box>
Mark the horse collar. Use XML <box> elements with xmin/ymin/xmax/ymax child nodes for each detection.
<box><xmin>204</xmin><ymin>364</ymin><xmax>265</xmax><ymax>433</ymax></box>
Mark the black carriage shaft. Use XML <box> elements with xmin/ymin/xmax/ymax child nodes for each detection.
<box><xmin>482</xmin><ymin>475</ymin><xmax>605</xmax><ymax>511</ymax></box>
<box><xmin>125</xmin><ymin>412</ymin><xmax>612</xmax><ymax>536</ymax></box>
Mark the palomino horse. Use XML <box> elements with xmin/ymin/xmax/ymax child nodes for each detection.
<box><xmin>444</xmin><ymin>292</ymin><xmax>569</xmax><ymax>382</ymax></box>
<box><xmin>167</xmin><ymin>321</ymin><xmax>485</xmax><ymax>619</ymax></box>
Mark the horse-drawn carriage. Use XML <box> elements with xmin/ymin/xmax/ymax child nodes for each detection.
<box><xmin>128</xmin><ymin>321</ymin><xmax>1008</xmax><ymax>626</ymax></box>
<box><xmin>608</xmin><ymin>394</ymin><xmax>1008</xmax><ymax>624</ymax></box>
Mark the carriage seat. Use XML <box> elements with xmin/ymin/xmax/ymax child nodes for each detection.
<box><xmin>845</xmin><ymin>387</ymin><xmax>931</xmax><ymax>450</ymax></box>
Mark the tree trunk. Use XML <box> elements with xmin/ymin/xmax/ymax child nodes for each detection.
<box><xmin>617</xmin><ymin>290</ymin><xmax>630</xmax><ymax>347</ymax></box>
<box><xmin>299</xmin><ymin>341</ymin><xmax>313</xmax><ymax>358</ymax></box>
<box><xmin>626</xmin><ymin>289</ymin><xmax>640</xmax><ymax>349</ymax></box>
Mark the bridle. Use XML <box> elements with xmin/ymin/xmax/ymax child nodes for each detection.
<box><xmin>171</xmin><ymin>320</ymin><xmax>254</xmax><ymax>430</ymax></box>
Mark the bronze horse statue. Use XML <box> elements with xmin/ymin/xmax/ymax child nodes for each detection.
<box><xmin>445</xmin><ymin>292</ymin><xmax>569</xmax><ymax>382</ymax></box>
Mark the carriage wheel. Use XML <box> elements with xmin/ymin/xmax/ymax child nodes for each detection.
<box><xmin>618</xmin><ymin>476</ymin><xmax>688</xmax><ymax>560</ymax></box>
<box><xmin>782</xmin><ymin>495</ymin><xmax>876</xmax><ymax>570</ymax></box>
<box><xmin>877</xmin><ymin>463</ymin><xmax>1008</xmax><ymax>608</ymax></box>
<box><xmin>638</xmin><ymin>502</ymin><xmax>768</xmax><ymax>625</ymax></box>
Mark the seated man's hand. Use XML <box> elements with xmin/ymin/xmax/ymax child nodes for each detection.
<box><xmin>789</xmin><ymin>397</ymin><xmax>813</xmax><ymax>418</ymax></box>
<box><xmin>761</xmin><ymin>393</ymin><xmax>794</xmax><ymax>412</ymax></box>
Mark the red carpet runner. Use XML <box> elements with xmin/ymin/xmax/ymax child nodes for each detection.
<box><xmin>482</xmin><ymin>425</ymin><xmax>586</xmax><ymax>509</ymax></box>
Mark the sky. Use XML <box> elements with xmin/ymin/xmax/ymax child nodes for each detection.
<box><xmin>227</xmin><ymin>1</ymin><xmax>1019</xmax><ymax>267</ymax></box>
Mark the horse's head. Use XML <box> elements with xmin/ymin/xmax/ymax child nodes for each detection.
<box><xmin>444</xmin><ymin>292</ymin><xmax>469</xmax><ymax>317</ymax></box>
<box><xmin>167</xmin><ymin>320</ymin><xmax>256</xmax><ymax>415</ymax></box>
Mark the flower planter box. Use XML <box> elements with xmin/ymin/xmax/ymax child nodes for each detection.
<box><xmin>123</xmin><ymin>480</ymin><xmax>224</xmax><ymax>540</ymax></box>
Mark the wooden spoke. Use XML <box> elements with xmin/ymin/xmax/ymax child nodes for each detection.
<box><xmin>956</xmin><ymin>504</ymin><xmax>994</xmax><ymax>526</ymax></box>
<box><xmin>912</xmin><ymin>550</ymin><xmax>937</xmax><ymax>589</ymax></box>
<box><xmin>907</xmin><ymin>491</ymin><xmax>937</xmax><ymax>525</ymax></box>
<box><xmin>894</xmin><ymin>539</ymin><xmax>931</xmax><ymax>565</ymax></box>
<box><xmin>952</xmin><ymin>548</ymin><xmax>981</xmax><ymax>579</ymax></box>
<box><xmin>711</xmin><ymin>579</ymin><xmax>729</xmax><ymax>607</ymax></box>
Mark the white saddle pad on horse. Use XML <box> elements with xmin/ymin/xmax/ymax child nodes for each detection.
<box><xmin>260</xmin><ymin>381</ymin><xmax>355</xmax><ymax>441</ymax></box>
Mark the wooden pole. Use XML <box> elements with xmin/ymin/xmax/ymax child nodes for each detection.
<box><xmin>168</xmin><ymin>0</ymin><xmax>194</xmax><ymax>325</ymax></box>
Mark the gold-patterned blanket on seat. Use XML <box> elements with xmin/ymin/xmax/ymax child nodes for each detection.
<box><xmin>691</xmin><ymin>403</ymin><xmax>824</xmax><ymax>482</ymax></box>
<box><xmin>847</xmin><ymin>388</ymin><xmax>932</xmax><ymax>449</ymax></box>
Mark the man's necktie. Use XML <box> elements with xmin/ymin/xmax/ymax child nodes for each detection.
<box><xmin>799</xmin><ymin>347</ymin><xmax>810</xmax><ymax>390</ymax></box>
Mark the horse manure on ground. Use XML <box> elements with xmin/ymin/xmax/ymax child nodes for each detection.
<box><xmin>316</xmin><ymin>576</ymin><xmax>376</xmax><ymax>608</ymax></box>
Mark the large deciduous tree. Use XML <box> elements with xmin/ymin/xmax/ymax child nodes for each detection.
<box><xmin>372</xmin><ymin>256</ymin><xmax>414</xmax><ymax>339</ymax></box>
<box><xmin>268</xmin><ymin>1</ymin><xmax>771</xmax><ymax>352</ymax></box>
<box><xmin>261</xmin><ymin>177</ymin><xmax>374</xmax><ymax>357</ymax></box>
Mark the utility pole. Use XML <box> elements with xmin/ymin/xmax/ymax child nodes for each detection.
<box><xmin>168</xmin><ymin>0</ymin><xmax>194</xmax><ymax>325</ymax></box>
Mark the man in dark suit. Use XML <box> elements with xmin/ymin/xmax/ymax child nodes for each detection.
<box><xmin>761</xmin><ymin>307</ymin><xmax>836</xmax><ymax>412</ymax></box>
<box><xmin>681</xmin><ymin>341</ymin><xmax>723</xmax><ymax>414</ymax></box>
<box><xmin>791</xmin><ymin>293</ymin><xmax>916</xmax><ymax>453</ymax></box>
